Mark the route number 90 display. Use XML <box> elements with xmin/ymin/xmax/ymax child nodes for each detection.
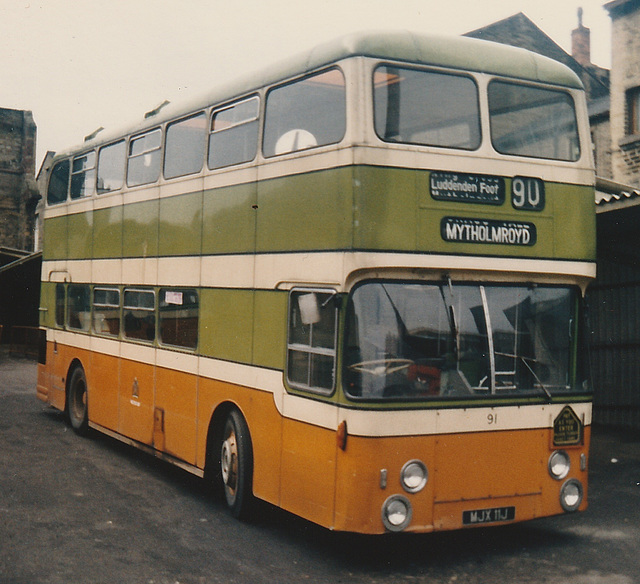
<box><xmin>511</xmin><ymin>177</ymin><xmax>545</xmax><ymax>211</ymax></box>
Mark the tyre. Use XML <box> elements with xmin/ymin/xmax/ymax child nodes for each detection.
<box><xmin>219</xmin><ymin>409</ymin><xmax>254</xmax><ymax>519</ymax></box>
<box><xmin>67</xmin><ymin>366</ymin><xmax>89</xmax><ymax>436</ymax></box>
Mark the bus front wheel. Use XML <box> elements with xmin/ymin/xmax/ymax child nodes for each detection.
<box><xmin>67</xmin><ymin>366</ymin><xmax>89</xmax><ymax>436</ymax></box>
<box><xmin>219</xmin><ymin>409</ymin><xmax>253</xmax><ymax>519</ymax></box>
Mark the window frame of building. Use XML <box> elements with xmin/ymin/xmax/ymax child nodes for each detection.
<box><xmin>626</xmin><ymin>87</ymin><xmax>640</xmax><ymax>137</ymax></box>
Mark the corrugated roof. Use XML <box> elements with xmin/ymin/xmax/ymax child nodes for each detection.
<box><xmin>595</xmin><ymin>176</ymin><xmax>640</xmax><ymax>210</ymax></box>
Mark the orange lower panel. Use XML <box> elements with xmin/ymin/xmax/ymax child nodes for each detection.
<box><xmin>155</xmin><ymin>366</ymin><xmax>197</xmax><ymax>465</ymax></box>
<box><xmin>88</xmin><ymin>351</ymin><xmax>119</xmax><ymax>430</ymax></box>
<box><xmin>280</xmin><ymin>418</ymin><xmax>337</xmax><ymax>528</ymax></box>
<box><xmin>38</xmin><ymin>341</ymin><xmax>590</xmax><ymax>535</ymax></box>
<box><xmin>119</xmin><ymin>357</ymin><xmax>154</xmax><ymax>446</ymax></box>
<box><xmin>333</xmin><ymin>427</ymin><xmax>589</xmax><ymax>534</ymax></box>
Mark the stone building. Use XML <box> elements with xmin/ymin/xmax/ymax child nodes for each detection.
<box><xmin>0</xmin><ymin>107</ymin><xmax>39</xmax><ymax>253</ymax></box>
<box><xmin>606</xmin><ymin>0</ymin><xmax>640</xmax><ymax>185</ymax></box>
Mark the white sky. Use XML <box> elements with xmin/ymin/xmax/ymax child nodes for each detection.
<box><xmin>0</xmin><ymin>0</ymin><xmax>613</xmax><ymax>169</ymax></box>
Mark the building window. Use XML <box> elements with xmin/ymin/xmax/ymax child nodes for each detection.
<box><xmin>287</xmin><ymin>289</ymin><xmax>337</xmax><ymax>394</ymax></box>
<box><xmin>627</xmin><ymin>87</ymin><xmax>640</xmax><ymax>136</ymax></box>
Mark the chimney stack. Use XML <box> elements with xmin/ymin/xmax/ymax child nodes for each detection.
<box><xmin>572</xmin><ymin>7</ymin><xmax>591</xmax><ymax>66</ymax></box>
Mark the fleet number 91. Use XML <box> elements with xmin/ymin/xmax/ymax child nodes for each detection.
<box><xmin>511</xmin><ymin>177</ymin><xmax>545</xmax><ymax>211</ymax></box>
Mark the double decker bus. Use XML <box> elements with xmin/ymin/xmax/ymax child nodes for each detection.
<box><xmin>37</xmin><ymin>31</ymin><xmax>595</xmax><ymax>534</ymax></box>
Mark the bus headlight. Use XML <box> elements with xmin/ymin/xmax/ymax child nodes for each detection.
<box><xmin>401</xmin><ymin>460</ymin><xmax>428</xmax><ymax>493</ymax></box>
<box><xmin>548</xmin><ymin>450</ymin><xmax>570</xmax><ymax>480</ymax></box>
<box><xmin>560</xmin><ymin>479</ymin><xmax>583</xmax><ymax>512</ymax></box>
<box><xmin>381</xmin><ymin>495</ymin><xmax>412</xmax><ymax>532</ymax></box>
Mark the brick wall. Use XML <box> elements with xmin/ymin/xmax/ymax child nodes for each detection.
<box><xmin>0</xmin><ymin>108</ymin><xmax>38</xmax><ymax>251</ymax></box>
<box><xmin>608</xmin><ymin>0</ymin><xmax>640</xmax><ymax>186</ymax></box>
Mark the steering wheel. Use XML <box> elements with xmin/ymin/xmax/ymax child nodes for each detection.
<box><xmin>347</xmin><ymin>358</ymin><xmax>415</xmax><ymax>377</ymax></box>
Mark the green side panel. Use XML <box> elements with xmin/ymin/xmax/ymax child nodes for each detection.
<box><xmin>123</xmin><ymin>199</ymin><xmax>159</xmax><ymax>258</ymax></box>
<box><xmin>199</xmin><ymin>288</ymin><xmax>254</xmax><ymax>363</ymax></box>
<box><xmin>43</xmin><ymin>216</ymin><xmax>68</xmax><ymax>261</ymax></box>
<box><xmin>354</xmin><ymin>166</ymin><xmax>596</xmax><ymax>262</ymax></box>
<box><xmin>353</xmin><ymin>166</ymin><xmax>418</xmax><ymax>251</ymax></box>
<box><xmin>39</xmin><ymin>281</ymin><xmax>56</xmax><ymax>328</ymax></box>
<box><xmin>202</xmin><ymin>182</ymin><xmax>256</xmax><ymax>255</ymax></box>
<box><xmin>256</xmin><ymin>167</ymin><xmax>354</xmax><ymax>252</ymax></box>
<box><xmin>548</xmin><ymin>182</ymin><xmax>597</xmax><ymax>261</ymax></box>
<box><xmin>93</xmin><ymin>205</ymin><xmax>123</xmax><ymax>259</ymax></box>
<box><xmin>253</xmin><ymin>290</ymin><xmax>287</xmax><ymax>370</ymax></box>
<box><xmin>159</xmin><ymin>191</ymin><xmax>203</xmax><ymax>257</ymax></box>
<box><xmin>67</xmin><ymin>211</ymin><xmax>93</xmax><ymax>260</ymax></box>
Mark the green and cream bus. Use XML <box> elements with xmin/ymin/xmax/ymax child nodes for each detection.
<box><xmin>38</xmin><ymin>31</ymin><xmax>595</xmax><ymax>534</ymax></box>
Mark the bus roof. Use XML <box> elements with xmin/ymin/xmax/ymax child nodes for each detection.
<box><xmin>64</xmin><ymin>30</ymin><xmax>584</xmax><ymax>156</ymax></box>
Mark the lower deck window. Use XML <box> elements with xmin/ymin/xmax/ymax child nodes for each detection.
<box><xmin>67</xmin><ymin>285</ymin><xmax>91</xmax><ymax>331</ymax></box>
<box><xmin>287</xmin><ymin>289</ymin><xmax>337</xmax><ymax>393</ymax></box>
<box><xmin>124</xmin><ymin>289</ymin><xmax>155</xmax><ymax>342</ymax></box>
<box><xmin>93</xmin><ymin>288</ymin><xmax>120</xmax><ymax>336</ymax></box>
<box><xmin>159</xmin><ymin>288</ymin><xmax>198</xmax><ymax>349</ymax></box>
<box><xmin>55</xmin><ymin>283</ymin><xmax>65</xmax><ymax>327</ymax></box>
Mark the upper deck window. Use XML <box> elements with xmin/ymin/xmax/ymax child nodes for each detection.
<box><xmin>263</xmin><ymin>68</ymin><xmax>346</xmax><ymax>157</ymax></box>
<box><xmin>165</xmin><ymin>112</ymin><xmax>207</xmax><ymax>179</ymax></box>
<box><xmin>127</xmin><ymin>129</ymin><xmax>162</xmax><ymax>187</ymax></box>
<box><xmin>47</xmin><ymin>159</ymin><xmax>70</xmax><ymax>205</ymax></box>
<box><xmin>373</xmin><ymin>65</ymin><xmax>481</xmax><ymax>150</ymax></box>
<box><xmin>488</xmin><ymin>81</ymin><xmax>580</xmax><ymax>161</ymax></box>
<box><xmin>209</xmin><ymin>96</ymin><xmax>259</xmax><ymax>169</ymax></box>
<box><xmin>97</xmin><ymin>140</ymin><xmax>126</xmax><ymax>194</ymax></box>
<box><xmin>70</xmin><ymin>151</ymin><xmax>96</xmax><ymax>199</ymax></box>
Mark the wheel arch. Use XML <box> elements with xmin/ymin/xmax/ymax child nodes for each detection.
<box><xmin>204</xmin><ymin>401</ymin><xmax>254</xmax><ymax>479</ymax></box>
<box><xmin>65</xmin><ymin>358</ymin><xmax>86</xmax><ymax>413</ymax></box>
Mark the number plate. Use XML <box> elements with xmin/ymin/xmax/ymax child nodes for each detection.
<box><xmin>462</xmin><ymin>506</ymin><xmax>516</xmax><ymax>525</ymax></box>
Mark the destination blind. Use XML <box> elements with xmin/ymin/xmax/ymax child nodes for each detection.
<box><xmin>441</xmin><ymin>217</ymin><xmax>537</xmax><ymax>246</ymax></box>
<box><xmin>430</xmin><ymin>171</ymin><xmax>505</xmax><ymax>204</ymax></box>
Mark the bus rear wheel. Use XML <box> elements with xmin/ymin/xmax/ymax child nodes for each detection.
<box><xmin>67</xmin><ymin>366</ymin><xmax>89</xmax><ymax>436</ymax></box>
<box><xmin>219</xmin><ymin>409</ymin><xmax>253</xmax><ymax>519</ymax></box>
